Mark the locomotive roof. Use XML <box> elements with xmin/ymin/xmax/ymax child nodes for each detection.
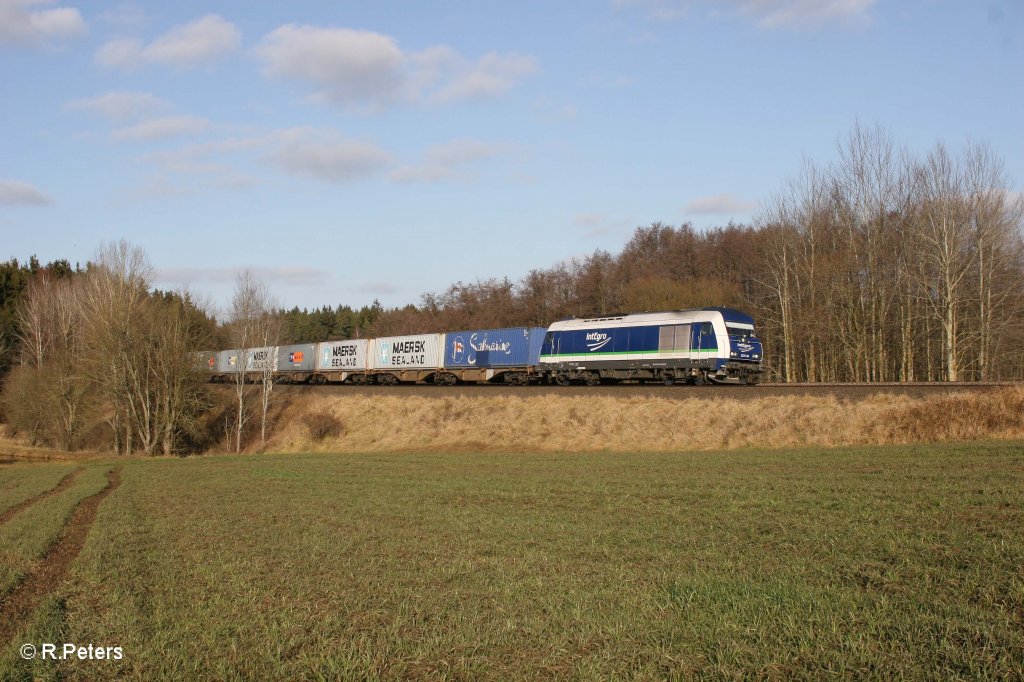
<box><xmin>549</xmin><ymin>307</ymin><xmax>755</xmax><ymax>331</ymax></box>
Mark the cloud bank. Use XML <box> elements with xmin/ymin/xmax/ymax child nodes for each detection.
<box><xmin>0</xmin><ymin>0</ymin><xmax>86</xmax><ymax>46</ymax></box>
<box><xmin>0</xmin><ymin>179</ymin><xmax>53</xmax><ymax>206</ymax></box>
<box><xmin>255</xmin><ymin>24</ymin><xmax>539</xmax><ymax>111</ymax></box>
<box><xmin>96</xmin><ymin>14</ymin><xmax>241</xmax><ymax>68</ymax></box>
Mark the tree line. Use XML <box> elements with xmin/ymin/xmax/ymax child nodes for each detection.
<box><xmin>281</xmin><ymin>125</ymin><xmax>1021</xmax><ymax>383</ymax></box>
<box><xmin>1</xmin><ymin>243</ymin><xmax>219</xmax><ymax>454</ymax></box>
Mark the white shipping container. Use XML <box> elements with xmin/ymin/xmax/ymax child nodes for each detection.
<box><xmin>245</xmin><ymin>346</ymin><xmax>278</xmax><ymax>372</ymax></box>
<box><xmin>369</xmin><ymin>334</ymin><xmax>444</xmax><ymax>370</ymax></box>
<box><xmin>316</xmin><ymin>339</ymin><xmax>368</xmax><ymax>372</ymax></box>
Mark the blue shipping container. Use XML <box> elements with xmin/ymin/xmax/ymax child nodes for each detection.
<box><xmin>444</xmin><ymin>327</ymin><xmax>547</xmax><ymax>368</ymax></box>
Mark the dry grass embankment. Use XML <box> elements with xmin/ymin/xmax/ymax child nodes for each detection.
<box><xmin>263</xmin><ymin>386</ymin><xmax>1024</xmax><ymax>454</ymax></box>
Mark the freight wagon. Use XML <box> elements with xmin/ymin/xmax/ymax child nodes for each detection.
<box><xmin>312</xmin><ymin>339</ymin><xmax>368</xmax><ymax>384</ymax></box>
<box><xmin>442</xmin><ymin>326</ymin><xmax>547</xmax><ymax>384</ymax></box>
<box><xmin>367</xmin><ymin>333</ymin><xmax>445</xmax><ymax>384</ymax></box>
<box><xmin>209</xmin><ymin>346</ymin><xmax>278</xmax><ymax>382</ymax></box>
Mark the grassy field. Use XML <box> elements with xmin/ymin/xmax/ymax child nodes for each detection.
<box><xmin>1</xmin><ymin>442</ymin><xmax>1022</xmax><ymax>680</ymax></box>
<box><xmin>0</xmin><ymin>463</ymin><xmax>76</xmax><ymax>517</ymax></box>
<box><xmin>0</xmin><ymin>466</ymin><xmax>110</xmax><ymax>597</ymax></box>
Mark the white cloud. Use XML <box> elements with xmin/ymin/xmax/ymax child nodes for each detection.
<box><xmin>96</xmin><ymin>14</ymin><xmax>241</xmax><ymax>68</ymax></box>
<box><xmin>0</xmin><ymin>0</ymin><xmax>86</xmax><ymax>45</ymax></box>
<box><xmin>573</xmin><ymin>212</ymin><xmax>608</xmax><ymax>227</ymax></box>
<box><xmin>0</xmin><ymin>179</ymin><xmax>53</xmax><ymax>206</ymax></box>
<box><xmin>255</xmin><ymin>24</ymin><xmax>538</xmax><ymax>110</ymax></box>
<box><xmin>429</xmin><ymin>51</ymin><xmax>540</xmax><ymax>104</ymax></box>
<box><xmin>112</xmin><ymin>115</ymin><xmax>210</xmax><ymax>141</ymax></box>
<box><xmin>156</xmin><ymin>266</ymin><xmax>330</xmax><ymax>288</ymax></box>
<box><xmin>572</xmin><ymin>212</ymin><xmax>633</xmax><ymax>237</ymax></box>
<box><xmin>256</xmin><ymin>25</ymin><xmax>406</xmax><ymax>110</ymax></box>
<box><xmin>143</xmin><ymin>137</ymin><xmax>264</xmax><ymax>170</ymax></box>
<box><xmin>349</xmin><ymin>282</ymin><xmax>399</xmax><ymax>296</ymax></box>
<box><xmin>141</xmin><ymin>138</ymin><xmax>262</xmax><ymax>189</ymax></box>
<box><xmin>616</xmin><ymin>0</ymin><xmax>875</xmax><ymax>29</ymax></box>
<box><xmin>97</xmin><ymin>3</ymin><xmax>148</xmax><ymax>30</ymax></box>
<box><xmin>391</xmin><ymin>139</ymin><xmax>502</xmax><ymax>183</ymax></box>
<box><xmin>66</xmin><ymin>91</ymin><xmax>171</xmax><ymax>121</ymax></box>
<box><xmin>683</xmin><ymin>192</ymin><xmax>758</xmax><ymax>214</ymax></box>
<box><xmin>267</xmin><ymin>128</ymin><xmax>392</xmax><ymax>183</ymax></box>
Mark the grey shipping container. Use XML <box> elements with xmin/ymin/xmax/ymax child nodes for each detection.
<box><xmin>277</xmin><ymin>343</ymin><xmax>316</xmax><ymax>372</ymax></box>
<box><xmin>217</xmin><ymin>349</ymin><xmax>241</xmax><ymax>373</ymax></box>
<box><xmin>444</xmin><ymin>327</ymin><xmax>547</xmax><ymax>368</ymax></box>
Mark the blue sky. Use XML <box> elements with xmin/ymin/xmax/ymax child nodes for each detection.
<box><xmin>2</xmin><ymin>0</ymin><xmax>1021</xmax><ymax>312</ymax></box>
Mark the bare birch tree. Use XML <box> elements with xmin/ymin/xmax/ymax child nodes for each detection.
<box><xmin>228</xmin><ymin>271</ymin><xmax>278</xmax><ymax>451</ymax></box>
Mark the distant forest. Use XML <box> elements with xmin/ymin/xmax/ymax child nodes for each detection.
<box><xmin>2</xmin><ymin>125</ymin><xmax>1023</xmax><ymax>384</ymax></box>
<box><xmin>280</xmin><ymin>126</ymin><xmax>1024</xmax><ymax>382</ymax></box>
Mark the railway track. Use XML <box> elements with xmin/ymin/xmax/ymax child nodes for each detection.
<box><xmin>226</xmin><ymin>381</ymin><xmax>1021</xmax><ymax>402</ymax></box>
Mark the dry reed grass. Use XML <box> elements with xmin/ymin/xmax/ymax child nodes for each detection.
<box><xmin>261</xmin><ymin>387</ymin><xmax>1024</xmax><ymax>454</ymax></box>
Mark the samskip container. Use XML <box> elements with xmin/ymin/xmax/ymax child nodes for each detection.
<box><xmin>443</xmin><ymin>327</ymin><xmax>547</xmax><ymax>368</ymax></box>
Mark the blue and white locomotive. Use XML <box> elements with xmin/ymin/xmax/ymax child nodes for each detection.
<box><xmin>538</xmin><ymin>307</ymin><xmax>762</xmax><ymax>385</ymax></box>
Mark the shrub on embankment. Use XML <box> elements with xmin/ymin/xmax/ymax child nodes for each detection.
<box><xmin>258</xmin><ymin>387</ymin><xmax>1024</xmax><ymax>454</ymax></box>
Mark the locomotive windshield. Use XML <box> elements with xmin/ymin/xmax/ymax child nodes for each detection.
<box><xmin>726</xmin><ymin>325</ymin><xmax>755</xmax><ymax>338</ymax></box>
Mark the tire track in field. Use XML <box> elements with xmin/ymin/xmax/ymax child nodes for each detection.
<box><xmin>0</xmin><ymin>467</ymin><xmax>84</xmax><ymax>526</ymax></box>
<box><xmin>0</xmin><ymin>466</ymin><xmax>122</xmax><ymax>645</ymax></box>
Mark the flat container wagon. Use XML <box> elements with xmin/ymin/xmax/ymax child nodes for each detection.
<box><xmin>368</xmin><ymin>333</ymin><xmax>445</xmax><ymax>384</ymax></box>
<box><xmin>197</xmin><ymin>350</ymin><xmax>218</xmax><ymax>374</ymax></box>
<box><xmin>210</xmin><ymin>346</ymin><xmax>277</xmax><ymax>382</ymax></box>
<box><xmin>443</xmin><ymin>326</ymin><xmax>547</xmax><ymax>383</ymax></box>
<box><xmin>314</xmin><ymin>339</ymin><xmax>369</xmax><ymax>384</ymax></box>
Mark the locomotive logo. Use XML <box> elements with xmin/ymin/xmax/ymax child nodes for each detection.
<box><xmin>736</xmin><ymin>343</ymin><xmax>754</xmax><ymax>352</ymax></box>
<box><xmin>585</xmin><ymin>331</ymin><xmax>611</xmax><ymax>352</ymax></box>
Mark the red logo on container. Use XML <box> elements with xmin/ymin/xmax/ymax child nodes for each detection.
<box><xmin>208</xmin><ymin>357</ymin><xmax>215</xmax><ymax>367</ymax></box>
<box><xmin>290</xmin><ymin>351</ymin><xmax>304</xmax><ymax>363</ymax></box>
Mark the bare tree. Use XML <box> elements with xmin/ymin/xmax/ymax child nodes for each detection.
<box><xmin>7</xmin><ymin>274</ymin><xmax>91</xmax><ymax>449</ymax></box>
<box><xmin>228</xmin><ymin>271</ymin><xmax>278</xmax><ymax>451</ymax></box>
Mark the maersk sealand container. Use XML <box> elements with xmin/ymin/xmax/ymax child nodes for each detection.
<box><xmin>368</xmin><ymin>334</ymin><xmax>445</xmax><ymax>370</ymax></box>
<box><xmin>444</xmin><ymin>327</ymin><xmax>548</xmax><ymax>368</ymax></box>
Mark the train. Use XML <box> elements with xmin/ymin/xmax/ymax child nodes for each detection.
<box><xmin>200</xmin><ymin>307</ymin><xmax>764</xmax><ymax>386</ymax></box>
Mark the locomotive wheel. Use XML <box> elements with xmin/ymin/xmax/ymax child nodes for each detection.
<box><xmin>556</xmin><ymin>372</ymin><xmax>571</xmax><ymax>387</ymax></box>
<box><xmin>585</xmin><ymin>372</ymin><xmax>601</xmax><ymax>386</ymax></box>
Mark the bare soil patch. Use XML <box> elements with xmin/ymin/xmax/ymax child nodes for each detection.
<box><xmin>0</xmin><ymin>467</ymin><xmax>122</xmax><ymax>644</ymax></box>
<box><xmin>0</xmin><ymin>467</ymin><xmax>83</xmax><ymax>526</ymax></box>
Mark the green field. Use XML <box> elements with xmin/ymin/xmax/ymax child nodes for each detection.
<box><xmin>1</xmin><ymin>443</ymin><xmax>1023</xmax><ymax>680</ymax></box>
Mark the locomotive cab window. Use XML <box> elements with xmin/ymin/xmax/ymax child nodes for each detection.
<box><xmin>726</xmin><ymin>325</ymin><xmax>753</xmax><ymax>338</ymax></box>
